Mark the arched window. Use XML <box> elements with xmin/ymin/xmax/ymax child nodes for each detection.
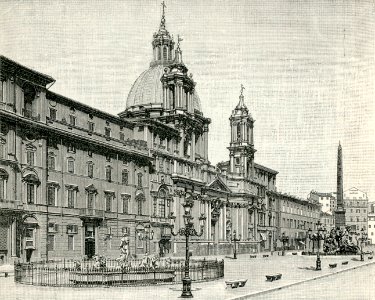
<box><xmin>157</xmin><ymin>47</ymin><xmax>161</xmax><ymax>60</ymax></box>
<box><xmin>137</xmin><ymin>173</ymin><xmax>143</xmax><ymax>187</ymax></box>
<box><xmin>237</xmin><ymin>123</ymin><xmax>241</xmax><ymax>140</ymax></box>
<box><xmin>163</xmin><ymin>47</ymin><xmax>168</xmax><ymax>60</ymax></box>
<box><xmin>158</xmin><ymin>189</ymin><xmax>167</xmax><ymax>218</ymax></box>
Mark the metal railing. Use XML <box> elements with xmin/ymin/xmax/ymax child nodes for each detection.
<box><xmin>14</xmin><ymin>258</ymin><xmax>224</xmax><ymax>287</ymax></box>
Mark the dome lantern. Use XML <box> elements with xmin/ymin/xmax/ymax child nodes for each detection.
<box><xmin>151</xmin><ymin>1</ymin><xmax>175</xmax><ymax>67</ymax></box>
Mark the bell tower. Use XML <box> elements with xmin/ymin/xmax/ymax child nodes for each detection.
<box><xmin>228</xmin><ymin>85</ymin><xmax>256</xmax><ymax>178</ymax></box>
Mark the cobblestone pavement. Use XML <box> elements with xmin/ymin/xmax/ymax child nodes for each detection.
<box><xmin>1</xmin><ymin>253</ymin><xmax>374</xmax><ymax>300</ymax></box>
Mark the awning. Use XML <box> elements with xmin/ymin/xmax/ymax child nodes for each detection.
<box><xmin>23</xmin><ymin>174</ymin><xmax>40</xmax><ymax>185</ymax></box>
<box><xmin>260</xmin><ymin>233</ymin><xmax>267</xmax><ymax>241</ymax></box>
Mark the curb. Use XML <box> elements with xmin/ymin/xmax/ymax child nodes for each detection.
<box><xmin>228</xmin><ymin>260</ymin><xmax>375</xmax><ymax>300</ymax></box>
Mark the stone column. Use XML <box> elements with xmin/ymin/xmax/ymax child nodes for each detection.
<box><xmin>174</xmin><ymin>84</ymin><xmax>178</xmax><ymax>109</ymax></box>
<box><xmin>203</xmin><ymin>126</ymin><xmax>208</xmax><ymax>161</ymax></box>
<box><xmin>191</xmin><ymin>132</ymin><xmax>195</xmax><ymax>161</ymax></box>
<box><xmin>163</xmin><ymin>83</ymin><xmax>168</xmax><ymax>110</ymax></box>
<box><xmin>223</xmin><ymin>205</ymin><xmax>226</xmax><ymax>241</ymax></box>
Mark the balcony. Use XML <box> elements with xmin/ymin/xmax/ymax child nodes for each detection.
<box><xmin>22</xmin><ymin>108</ymin><xmax>40</xmax><ymax>121</ymax></box>
<box><xmin>79</xmin><ymin>208</ymin><xmax>104</xmax><ymax>219</ymax></box>
<box><xmin>151</xmin><ymin>215</ymin><xmax>171</xmax><ymax>226</ymax></box>
<box><xmin>0</xmin><ymin>198</ymin><xmax>22</xmax><ymax>210</ymax></box>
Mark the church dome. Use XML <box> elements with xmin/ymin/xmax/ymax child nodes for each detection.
<box><xmin>125</xmin><ymin>3</ymin><xmax>202</xmax><ymax>113</ymax></box>
<box><xmin>125</xmin><ymin>65</ymin><xmax>202</xmax><ymax>112</ymax></box>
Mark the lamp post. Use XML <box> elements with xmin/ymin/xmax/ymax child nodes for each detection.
<box><xmin>281</xmin><ymin>233</ymin><xmax>289</xmax><ymax>256</ymax></box>
<box><xmin>171</xmin><ymin>198</ymin><xmax>206</xmax><ymax>298</ymax></box>
<box><xmin>138</xmin><ymin>224</ymin><xmax>154</xmax><ymax>254</ymax></box>
<box><xmin>229</xmin><ymin>230</ymin><xmax>241</xmax><ymax>259</ymax></box>
<box><xmin>307</xmin><ymin>228</ymin><xmax>312</xmax><ymax>254</ymax></box>
<box><xmin>315</xmin><ymin>221</ymin><xmax>326</xmax><ymax>271</ymax></box>
<box><xmin>359</xmin><ymin>228</ymin><xmax>368</xmax><ymax>261</ymax></box>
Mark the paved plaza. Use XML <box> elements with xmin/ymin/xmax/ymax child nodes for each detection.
<box><xmin>1</xmin><ymin>253</ymin><xmax>374</xmax><ymax>300</ymax></box>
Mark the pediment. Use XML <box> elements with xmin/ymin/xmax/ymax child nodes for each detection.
<box><xmin>207</xmin><ymin>177</ymin><xmax>231</xmax><ymax>193</ymax></box>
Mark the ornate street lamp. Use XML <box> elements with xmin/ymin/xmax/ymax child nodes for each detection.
<box><xmin>315</xmin><ymin>221</ymin><xmax>326</xmax><ymax>271</ymax></box>
<box><xmin>281</xmin><ymin>232</ymin><xmax>289</xmax><ymax>256</ymax></box>
<box><xmin>359</xmin><ymin>228</ymin><xmax>368</xmax><ymax>261</ymax></box>
<box><xmin>307</xmin><ymin>228</ymin><xmax>312</xmax><ymax>253</ymax></box>
<box><xmin>171</xmin><ymin>198</ymin><xmax>206</xmax><ymax>298</ymax></box>
<box><xmin>228</xmin><ymin>230</ymin><xmax>241</xmax><ymax>259</ymax></box>
<box><xmin>138</xmin><ymin>224</ymin><xmax>154</xmax><ymax>254</ymax></box>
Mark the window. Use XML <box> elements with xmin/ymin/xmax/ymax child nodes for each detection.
<box><xmin>67</xmin><ymin>158</ymin><xmax>75</xmax><ymax>174</ymax></box>
<box><xmin>26</xmin><ymin>183</ymin><xmax>35</xmax><ymax>204</ymax></box>
<box><xmin>105</xmin><ymin>166</ymin><xmax>112</xmax><ymax>182</ymax></box>
<box><xmin>47</xmin><ymin>185</ymin><xmax>56</xmax><ymax>206</ymax></box>
<box><xmin>69</xmin><ymin>115</ymin><xmax>76</xmax><ymax>127</ymax></box>
<box><xmin>138</xmin><ymin>200</ymin><xmax>143</xmax><ymax>215</ymax></box>
<box><xmin>88</xmin><ymin>150</ymin><xmax>93</xmax><ymax>157</ymax></box>
<box><xmin>105</xmin><ymin>194</ymin><xmax>112</xmax><ymax>212</ymax></box>
<box><xmin>87</xmin><ymin>162</ymin><xmax>94</xmax><ymax>178</ymax></box>
<box><xmin>122</xmin><ymin>170</ymin><xmax>128</xmax><ymax>185</ymax></box>
<box><xmin>25</xmin><ymin>228</ymin><xmax>35</xmax><ymax>249</ymax></box>
<box><xmin>88</xmin><ymin>121</ymin><xmax>95</xmax><ymax>133</ymax></box>
<box><xmin>137</xmin><ymin>173</ymin><xmax>143</xmax><ymax>187</ymax></box>
<box><xmin>122</xmin><ymin>195</ymin><xmax>129</xmax><ymax>214</ymax></box>
<box><xmin>105</xmin><ymin>127</ymin><xmax>111</xmax><ymax>138</ymax></box>
<box><xmin>49</xmin><ymin>108</ymin><xmax>56</xmax><ymax>121</ymax></box>
<box><xmin>26</xmin><ymin>151</ymin><xmax>35</xmax><ymax>166</ymax></box>
<box><xmin>47</xmin><ymin>235</ymin><xmax>55</xmax><ymax>251</ymax></box>
<box><xmin>87</xmin><ymin>193</ymin><xmax>95</xmax><ymax>209</ymax></box>
<box><xmin>369</xmin><ymin>225</ymin><xmax>371</xmax><ymax>228</ymax></box>
<box><xmin>48</xmin><ymin>154</ymin><xmax>55</xmax><ymax>170</ymax></box>
<box><xmin>0</xmin><ymin>169</ymin><xmax>7</xmax><ymax>200</ymax></box>
<box><xmin>237</xmin><ymin>123</ymin><xmax>241</xmax><ymax>139</ymax></box>
<box><xmin>0</xmin><ymin>139</ymin><xmax>5</xmax><ymax>159</ymax></box>
<box><xmin>68</xmin><ymin>235</ymin><xmax>74</xmax><ymax>251</ymax></box>
<box><xmin>67</xmin><ymin>189</ymin><xmax>75</xmax><ymax>208</ymax></box>
<box><xmin>120</xmin><ymin>132</ymin><xmax>125</xmax><ymax>141</ymax></box>
<box><xmin>158</xmin><ymin>189</ymin><xmax>167</xmax><ymax>217</ymax></box>
<box><xmin>235</xmin><ymin>157</ymin><xmax>240</xmax><ymax>165</ymax></box>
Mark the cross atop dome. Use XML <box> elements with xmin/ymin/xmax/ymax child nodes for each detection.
<box><xmin>160</xmin><ymin>1</ymin><xmax>167</xmax><ymax>30</ymax></box>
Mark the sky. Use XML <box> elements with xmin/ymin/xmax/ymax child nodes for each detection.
<box><xmin>0</xmin><ymin>0</ymin><xmax>374</xmax><ymax>200</ymax></box>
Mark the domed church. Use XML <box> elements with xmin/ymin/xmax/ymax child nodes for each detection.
<box><xmin>118</xmin><ymin>5</ymin><xmax>282</xmax><ymax>256</ymax></box>
<box><xmin>0</xmin><ymin>3</ymin><xmax>321</xmax><ymax>263</ymax></box>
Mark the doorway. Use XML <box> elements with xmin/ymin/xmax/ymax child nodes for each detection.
<box><xmin>84</xmin><ymin>224</ymin><xmax>95</xmax><ymax>258</ymax></box>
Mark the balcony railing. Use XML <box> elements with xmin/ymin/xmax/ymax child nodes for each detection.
<box><xmin>79</xmin><ymin>208</ymin><xmax>104</xmax><ymax>218</ymax></box>
<box><xmin>22</xmin><ymin>109</ymin><xmax>40</xmax><ymax>121</ymax></box>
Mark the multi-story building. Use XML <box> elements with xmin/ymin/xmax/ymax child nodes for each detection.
<box><xmin>0</xmin><ymin>6</ymin><xmax>322</xmax><ymax>263</ymax></box>
<box><xmin>368</xmin><ymin>205</ymin><xmax>375</xmax><ymax>244</ymax></box>
<box><xmin>308</xmin><ymin>191</ymin><xmax>336</xmax><ymax>214</ymax></box>
<box><xmin>344</xmin><ymin>187</ymin><xmax>368</xmax><ymax>233</ymax></box>
<box><xmin>320</xmin><ymin>211</ymin><xmax>335</xmax><ymax>232</ymax></box>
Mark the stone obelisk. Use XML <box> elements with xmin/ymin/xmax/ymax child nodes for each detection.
<box><xmin>335</xmin><ymin>142</ymin><xmax>346</xmax><ymax>229</ymax></box>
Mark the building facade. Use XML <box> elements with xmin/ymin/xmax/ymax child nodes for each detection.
<box><xmin>344</xmin><ymin>187</ymin><xmax>368</xmax><ymax>233</ymax></box>
<box><xmin>309</xmin><ymin>191</ymin><xmax>336</xmax><ymax>214</ymax></box>
<box><xmin>0</xmin><ymin>7</ymin><xmax>321</xmax><ymax>263</ymax></box>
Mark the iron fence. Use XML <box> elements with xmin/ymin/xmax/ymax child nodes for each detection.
<box><xmin>14</xmin><ymin>258</ymin><xmax>224</xmax><ymax>287</ymax></box>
